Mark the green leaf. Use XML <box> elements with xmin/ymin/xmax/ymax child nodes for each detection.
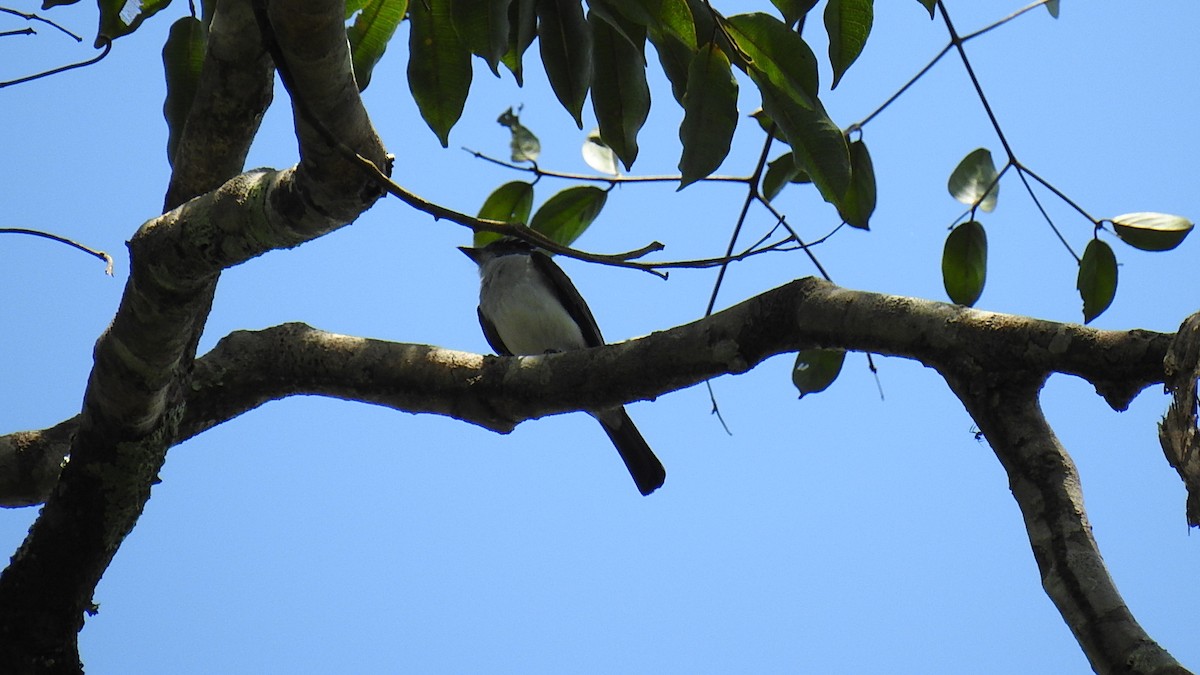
<box><xmin>475</xmin><ymin>181</ymin><xmax>535</xmax><ymax>248</ymax></box>
<box><xmin>530</xmin><ymin>186</ymin><xmax>609</xmax><ymax>247</ymax></box>
<box><xmin>498</xmin><ymin>108</ymin><xmax>541</xmax><ymax>162</ymax></box>
<box><xmin>592</xmin><ymin>0</ymin><xmax>697</xmax><ymax>105</ymax></box>
<box><xmin>1045</xmin><ymin>0</ymin><xmax>1060</xmax><ymax>18</ymax></box>
<box><xmin>98</xmin><ymin>0</ymin><xmax>173</xmax><ymax>44</ymax></box>
<box><xmin>948</xmin><ymin>148</ymin><xmax>1000</xmax><ymax>212</ymax></box>
<box><xmin>408</xmin><ymin>0</ymin><xmax>473</xmax><ymax>147</ymax></box>
<box><xmin>599</xmin><ymin>0</ymin><xmax>696</xmax><ymax>48</ymax></box>
<box><xmin>500</xmin><ymin>0</ymin><xmax>538</xmax><ymax>85</ymax></box>
<box><xmin>162</xmin><ymin>16</ymin><xmax>205</xmax><ymax>167</ymax></box>
<box><xmin>837</xmin><ymin>139</ymin><xmax>876</xmax><ymax>229</ymax></box>
<box><xmin>348</xmin><ymin>0</ymin><xmax>408</xmax><ymax>91</ymax></box>
<box><xmin>724</xmin><ymin>13</ymin><xmax>819</xmax><ymax>107</ymax></box>
<box><xmin>757</xmin><ymin>84</ymin><xmax>851</xmax><ymax>204</ymax></box>
<box><xmin>915</xmin><ymin>0</ymin><xmax>935</xmax><ymax>19</ymax></box>
<box><xmin>770</xmin><ymin>0</ymin><xmax>818</xmax><ymax>26</ymax></box>
<box><xmin>537</xmin><ymin>0</ymin><xmax>593</xmax><ymax>128</ymax></box>
<box><xmin>452</xmin><ymin>0</ymin><xmax>510</xmax><ymax>76</ymax></box>
<box><xmin>942</xmin><ymin>220</ymin><xmax>987</xmax><ymax>306</ymax></box>
<box><xmin>824</xmin><ymin>0</ymin><xmax>873</xmax><ymax>90</ymax></box>
<box><xmin>792</xmin><ymin>349</ymin><xmax>846</xmax><ymax>397</ymax></box>
<box><xmin>1077</xmin><ymin>239</ymin><xmax>1117</xmax><ymax>323</ymax></box>
<box><xmin>761</xmin><ymin>152</ymin><xmax>811</xmax><ymax>201</ymax></box>
<box><xmin>678</xmin><ymin>43</ymin><xmax>738</xmax><ymax>189</ymax></box>
<box><xmin>589</xmin><ymin>11</ymin><xmax>650</xmax><ymax>171</ymax></box>
<box><xmin>1110</xmin><ymin>212</ymin><xmax>1194</xmax><ymax>252</ymax></box>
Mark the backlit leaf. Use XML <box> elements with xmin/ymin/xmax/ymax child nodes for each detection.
<box><xmin>538</xmin><ymin>0</ymin><xmax>592</xmax><ymax>128</ymax></box>
<box><xmin>915</xmin><ymin>0</ymin><xmax>935</xmax><ymax>19</ymax></box>
<box><xmin>589</xmin><ymin>10</ymin><xmax>650</xmax><ymax>171</ymax></box>
<box><xmin>724</xmin><ymin>12</ymin><xmax>819</xmax><ymax>107</ymax></box>
<box><xmin>475</xmin><ymin>181</ymin><xmax>535</xmax><ymax>248</ymax></box>
<box><xmin>582</xmin><ymin>129</ymin><xmax>620</xmax><ymax>175</ymax></box>
<box><xmin>408</xmin><ymin>0</ymin><xmax>472</xmax><ymax>146</ymax></box>
<box><xmin>98</xmin><ymin>0</ymin><xmax>172</xmax><ymax>44</ymax></box>
<box><xmin>770</xmin><ymin>0</ymin><xmax>818</xmax><ymax>26</ymax></box>
<box><xmin>1110</xmin><ymin>212</ymin><xmax>1193</xmax><ymax>252</ymax></box>
<box><xmin>825</xmin><ymin>0</ymin><xmax>873</xmax><ymax>90</ymax></box>
<box><xmin>678</xmin><ymin>43</ymin><xmax>738</xmax><ymax>189</ymax></box>
<box><xmin>530</xmin><ymin>186</ymin><xmax>608</xmax><ymax>247</ymax></box>
<box><xmin>761</xmin><ymin>152</ymin><xmax>810</xmax><ymax>202</ymax></box>
<box><xmin>348</xmin><ymin>0</ymin><xmax>407</xmax><ymax>90</ymax></box>
<box><xmin>451</xmin><ymin>0</ymin><xmax>509</xmax><ymax>76</ymax></box>
<box><xmin>500</xmin><ymin>0</ymin><xmax>538</xmax><ymax>85</ymax></box>
<box><xmin>837</xmin><ymin>139</ymin><xmax>876</xmax><ymax>229</ymax></box>
<box><xmin>942</xmin><ymin>220</ymin><xmax>987</xmax><ymax>306</ymax></box>
<box><xmin>948</xmin><ymin>148</ymin><xmax>1000</xmax><ymax>212</ymax></box>
<box><xmin>792</xmin><ymin>349</ymin><xmax>846</xmax><ymax>397</ymax></box>
<box><xmin>162</xmin><ymin>16</ymin><xmax>205</xmax><ymax>167</ymax></box>
<box><xmin>1077</xmin><ymin>238</ymin><xmax>1117</xmax><ymax>323</ymax></box>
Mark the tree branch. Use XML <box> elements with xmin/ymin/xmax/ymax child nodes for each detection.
<box><xmin>0</xmin><ymin>0</ymin><xmax>387</xmax><ymax>670</ymax></box>
<box><xmin>944</xmin><ymin>370</ymin><xmax>1189</xmax><ymax>674</ymax></box>
<box><xmin>1</xmin><ymin>279</ymin><xmax>1175</xmax><ymax>505</ymax></box>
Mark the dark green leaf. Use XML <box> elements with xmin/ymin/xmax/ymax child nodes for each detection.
<box><xmin>1110</xmin><ymin>212</ymin><xmax>1194</xmax><ymax>252</ymax></box>
<box><xmin>724</xmin><ymin>12</ymin><xmax>819</xmax><ymax>106</ymax></box>
<box><xmin>408</xmin><ymin>0</ymin><xmax>473</xmax><ymax>147</ymax></box>
<box><xmin>475</xmin><ymin>181</ymin><xmax>535</xmax><ymax>247</ymax></box>
<box><xmin>837</xmin><ymin>139</ymin><xmax>876</xmax><ymax>229</ymax></box>
<box><xmin>678</xmin><ymin>43</ymin><xmax>738</xmax><ymax>189</ymax></box>
<box><xmin>591</xmin><ymin>0</ymin><xmax>697</xmax><ymax>105</ymax></box>
<box><xmin>1045</xmin><ymin>0</ymin><xmax>1060</xmax><ymax>18</ymax></box>
<box><xmin>792</xmin><ymin>348</ymin><xmax>846</xmax><ymax>397</ymax></box>
<box><xmin>948</xmin><ymin>147</ymin><xmax>1000</xmax><ymax>212</ymax></box>
<box><xmin>1078</xmin><ymin>239</ymin><xmax>1117</xmax><ymax>323</ymax></box>
<box><xmin>756</xmin><ymin>83</ymin><xmax>851</xmax><ymax>204</ymax></box>
<box><xmin>500</xmin><ymin>0</ymin><xmax>538</xmax><ymax>85</ymax></box>
<box><xmin>98</xmin><ymin>0</ymin><xmax>172</xmax><ymax>44</ymax></box>
<box><xmin>942</xmin><ymin>220</ymin><xmax>987</xmax><ymax>306</ymax></box>
<box><xmin>162</xmin><ymin>16</ymin><xmax>205</xmax><ymax>167</ymax></box>
<box><xmin>537</xmin><ymin>0</ymin><xmax>592</xmax><ymax>128</ymax></box>
<box><xmin>600</xmin><ymin>0</ymin><xmax>696</xmax><ymax>47</ymax></box>
<box><xmin>824</xmin><ymin>0</ymin><xmax>873</xmax><ymax>90</ymax></box>
<box><xmin>530</xmin><ymin>186</ymin><xmax>608</xmax><ymax>247</ymax></box>
<box><xmin>451</xmin><ymin>0</ymin><xmax>510</xmax><ymax>76</ymax></box>
<box><xmin>761</xmin><ymin>152</ymin><xmax>811</xmax><ymax>202</ymax></box>
<box><xmin>589</xmin><ymin>11</ymin><xmax>650</xmax><ymax>171</ymax></box>
<box><xmin>915</xmin><ymin>0</ymin><xmax>935</xmax><ymax>18</ymax></box>
<box><xmin>770</xmin><ymin>0</ymin><xmax>818</xmax><ymax>26</ymax></box>
<box><xmin>348</xmin><ymin>0</ymin><xmax>408</xmax><ymax>91</ymax></box>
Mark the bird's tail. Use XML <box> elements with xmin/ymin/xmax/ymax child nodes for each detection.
<box><xmin>594</xmin><ymin>408</ymin><xmax>666</xmax><ymax>496</ymax></box>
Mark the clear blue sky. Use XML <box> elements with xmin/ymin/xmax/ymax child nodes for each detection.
<box><xmin>3</xmin><ymin>1</ymin><xmax>1198</xmax><ymax>672</ymax></box>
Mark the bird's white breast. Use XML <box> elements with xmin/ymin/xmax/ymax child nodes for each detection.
<box><xmin>480</xmin><ymin>254</ymin><xmax>587</xmax><ymax>354</ymax></box>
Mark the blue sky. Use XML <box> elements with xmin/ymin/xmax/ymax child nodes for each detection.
<box><xmin>2</xmin><ymin>1</ymin><xmax>1198</xmax><ymax>672</ymax></box>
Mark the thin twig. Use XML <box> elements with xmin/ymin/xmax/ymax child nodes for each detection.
<box><xmin>462</xmin><ymin>148</ymin><xmax>751</xmax><ymax>186</ymax></box>
<box><xmin>0</xmin><ymin>37</ymin><xmax>110</xmax><ymax>88</ymax></box>
<box><xmin>0</xmin><ymin>6</ymin><xmax>82</xmax><ymax>41</ymax></box>
<box><xmin>0</xmin><ymin>228</ymin><xmax>113</xmax><ymax>275</ymax></box>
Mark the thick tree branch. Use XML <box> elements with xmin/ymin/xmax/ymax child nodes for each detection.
<box><xmin>944</xmin><ymin>371</ymin><xmax>1189</xmax><ymax>674</ymax></box>
<box><xmin>1</xmin><ymin>279</ymin><xmax>1175</xmax><ymax>505</ymax></box>
<box><xmin>0</xmin><ymin>0</ymin><xmax>387</xmax><ymax>671</ymax></box>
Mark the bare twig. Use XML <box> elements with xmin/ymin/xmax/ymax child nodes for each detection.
<box><xmin>0</xmin><ymin>228</ymin><xmax>113</xmax><ymax>275</ymax></box>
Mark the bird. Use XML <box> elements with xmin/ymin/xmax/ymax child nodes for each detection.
<box><xmin>459</xmin><ymin>238</ymin><xmax>666</xmax><ymax>496</ymax></box>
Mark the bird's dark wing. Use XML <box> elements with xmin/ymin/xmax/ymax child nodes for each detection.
<box><xmin>477</xmin><ymin>306</ymin><xmax>512</xmax><ymax>356</ymax></box>
<box><xmin>529</xmin><ymin>250</ymin><xmax>605</xmax><ymax>347</ymax></box>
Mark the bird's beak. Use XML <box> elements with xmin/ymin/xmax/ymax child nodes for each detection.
<box><xmin>457</xmin><ymin>246</ymin><xmax>481</xmax><ymax>264</ymax></box>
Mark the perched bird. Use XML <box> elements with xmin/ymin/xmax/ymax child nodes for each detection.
<box><xmin>460</xmin><ymin>239</ymin><xmax>666</xmax><ymax>495</ymax></box>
